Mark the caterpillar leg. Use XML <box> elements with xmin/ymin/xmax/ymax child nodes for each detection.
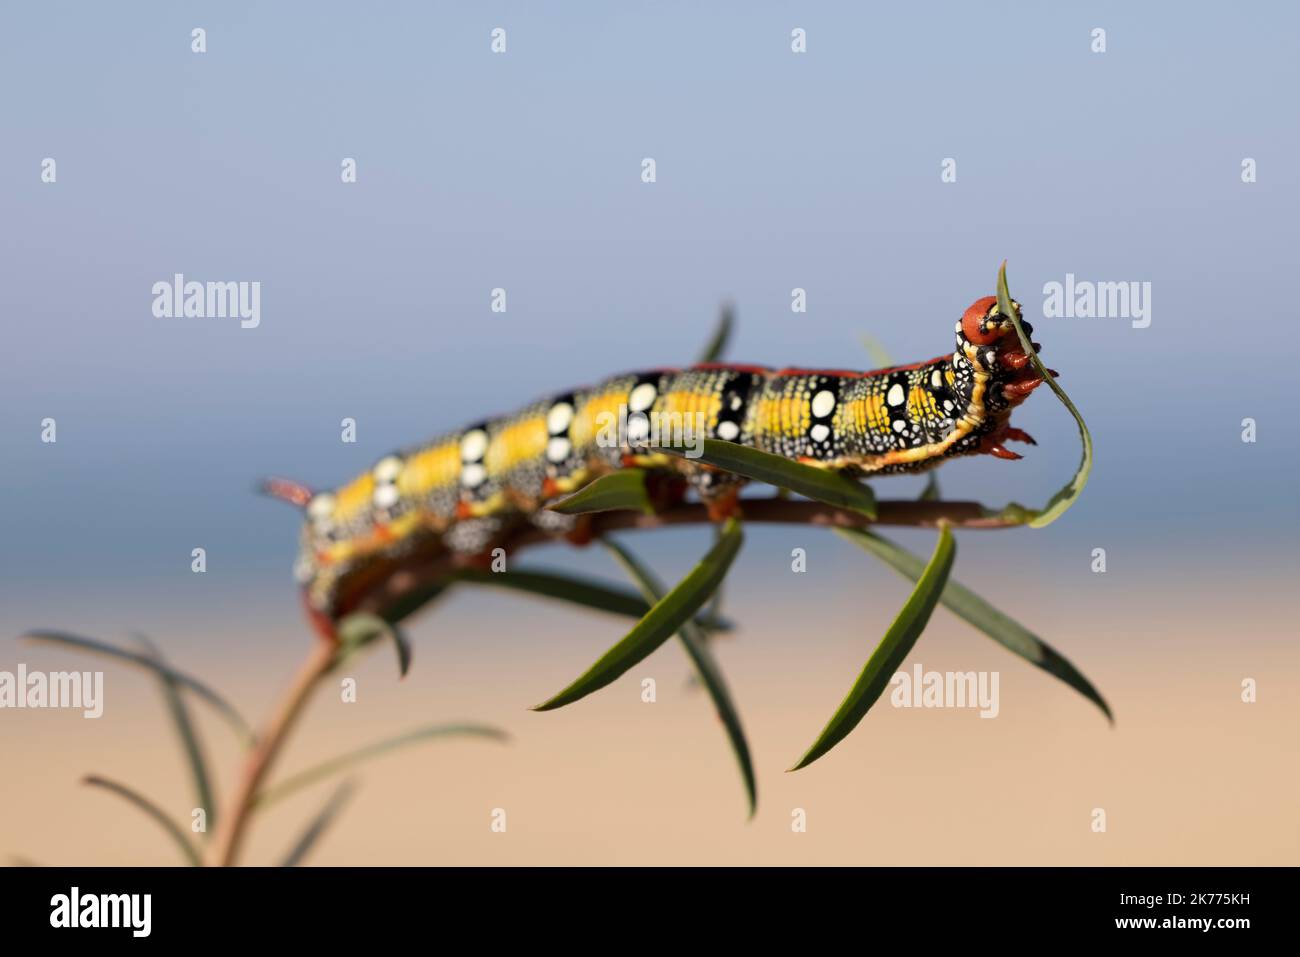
<box><xmin>979</xmin><ymin>423</ymin><xmax>1037</xmax><ymax>461</ymax></box>
<box><xmin>529</xmin><ymin>508</ymin><xmax>595</xmax><ymax>546</ymax></box>
<box><xmin>685</xmin><ymin>467</ymin><xmax>746</xmax><ymax>521</ymax></box>
<box><xmin>1002</xmin><ymin>427</ymin><xmax>1037</xmax><ymax>446</ymax></box>
<box><xmin>644</xmin><ymin>470</ymin><xmax>689</xmax><ymax>512</ymax></box>
<box><xmin>984</xmin><ymin>442</ymin><xmax>1022</xmax><ymax>461</ymax></box>
<box><xmin>1002</xmin><ymin>368</ymin><xmax>1059</xmax><ymax>401</ymax></box>
<box><xmin>704</xmin><ymin>486</ymin><xmax>743</xmax><ymax>522</ymax></box>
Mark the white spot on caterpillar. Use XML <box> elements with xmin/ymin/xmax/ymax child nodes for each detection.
<box><xmin>546</xmin><ymin>402</ymin><xmax>574</xmax><ymax>435</ymax></box>
<box><xmin>931</xmin><ymin>370</ymin><xmax>942</xmax><ymax>388</ymax></box>
<box><xmin>460</xmin><ymin>429</ymin><xmax>489</xmax><ymax>462</ymax></box>
<box><xmin>892</xmin><ymin>419</ymin><xmax>907</xmax><ymax>433</ymax></box>
<box><xmin>716</xmin><ymin>420</ymin><xmax>740</xmax><ymax>441</ymax></box>
<box><xmin>943</xmin><ymin>399</ymin><xmax>955</xmax><ymax>412</ymax></box>
<box><xmin>627</xmin><ymin>413</ymin><xmax>651</xmax><ymax>443</ymax></box>
<box><xmin>811</xmin><ymin>389</ymin><xmax>836</xmax><ymax>418</ymax></box>
<box><xmin>886</xmin><ymin>383</ymin><xmax>905</xmax><ymax>407</ymax></box>
<box><xmin>729</xmin><ymin>395</ymin><xmax>743</xmax><ymax>411</ymax></box>
<box><xmin>373</xmin><ymin>484</ymin><xmax>400</xmax><ymax>509</ymax></box>
<box><xmin>810</xmin><ymin>423</ymin><xmax>830</xmax><ymax>443</ymax></box>
<box><xmin>628</xmin><ymin>382</ymin><xmax>657</xmax><ymax>413</ymax></box>
<box><xmin>546</xmin><ymin>436</ymin><xmax>572</xmax><ymax>463</ymax></box>
<box><xmin>461</xmin><ymin>463</ymin><xmax>487</xmax><ymax>487</ymax></box>
<box><xmin>373</xmin><ymin>456</ymin><xmax>403</xmax><ymax>483</ymax></box>
<box><xmin>307</xmin><ymin>494</ymin><xmax>335</xmax><ymax>519</ymax></box>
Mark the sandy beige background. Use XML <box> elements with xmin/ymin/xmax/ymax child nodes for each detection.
<box><xmin>3</xmin><ymin>548</ymin><xmax>1294</xmax><ymax>867</ymax></box>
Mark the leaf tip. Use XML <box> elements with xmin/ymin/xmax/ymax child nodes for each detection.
<box><xmin>785</xmin><ymin>752</ymin><xmax>815</xmax><ymax>773</ymax></box>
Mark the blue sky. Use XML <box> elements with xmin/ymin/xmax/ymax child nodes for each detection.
<box><xmin>2</xmin><ymin>2</ymin><xmax>1296</xmax><ymax>645</ymax></box>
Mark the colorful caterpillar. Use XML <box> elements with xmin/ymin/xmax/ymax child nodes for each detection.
<box><xmin>266</xmin><ymin>294</ymin><xmax>1054</xmax><ymax>638</ymax></box>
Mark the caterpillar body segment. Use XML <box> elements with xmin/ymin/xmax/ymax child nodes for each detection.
<box><xmin>289</xmin><ymin>294</ymin><xmax>1049</xmax><ymax>630</ymax></box>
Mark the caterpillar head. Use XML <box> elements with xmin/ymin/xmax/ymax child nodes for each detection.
<box><xmin>954</xmin><ymin>295</ymin><xmax>1054</xmax><ymax>409</ymax></box>
<box><xmin>959</xmin><ymin>294</ymin><xmax>1029</xmax><ymax>351</ymax></box>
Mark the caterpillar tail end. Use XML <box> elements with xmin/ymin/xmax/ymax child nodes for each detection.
<box><xmin>260</xmin><ymin>476</ymin><xmax>315</xmax><ymax>509</ymax></box>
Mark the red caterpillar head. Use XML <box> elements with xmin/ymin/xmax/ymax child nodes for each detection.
<box><xmin>960</xmin><ymin>295</ymin><xmax>1028</xmax><ymax>347</ymax></box>
<box><xmin>955</xmin><ymin>295</ymin><xmax>1055</xmax><ymax>407</ymax></box>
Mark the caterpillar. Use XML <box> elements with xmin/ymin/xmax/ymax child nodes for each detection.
<box><xmin>266</xmin><ymin>293</ymin><xmax>1054</xmax><ymax>638</ymax></box>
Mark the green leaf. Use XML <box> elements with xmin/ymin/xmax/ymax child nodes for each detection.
<box><xmin>982</xmin><ymin>501</ymin><xmax>1039</xmax><ymax>526</ymax></box>
<box><xmin>255</xmin><ymin>723</ymin><xmax>509</xmax><ymax>808</ymax></box>
<box><xmin>378</xmin><ymin>580</ymin><xmax>454</xmax><ymax>628</ymax></box>
<box><xmin>278</xmin><ymin>780</ymin><xmax>357</xmax><ymax>867</ymax></box>
<box><xmin>858</xmin><ymin>331</ymin><xmax>895</xmax><ymax>370</ymax></box>
<box><xmin>704</xmin><ymin>524</ymin><xmax>726</xmax><ymax>634</ymax></box>
<box><xmin>546</xmin><ymin>469</ymin><xmax>653</xmax><ymax>516</ymax></box>
<box><xmin>697</xmin><ymin>303</ymin><xmax>735</xmax><ymax>364</ymax></box>
<box><xmin>131</xmin><ymin>634</ymin><xmax>216</xmax><ymax>832</ymax></box>
<box><xmin>450</xmin><ymin>567</ymin><xmax>733</xmax><ymax>632</ymax></box>
<box><xmin>997</xmin><ymin>261</ymin><xmax>1093</xmax><ymax>527</ymax></box>
<box><xmin>81</xmin><ymin>775</ymin><xmax>201</xmax><ymax>866</ymax></box>
<box><xmin>601</xmin><ymin>537</ymin><xmax>757</xmax><ymax>818</ymax></box>
<box><xmin>835</xmin><ymin>527</ymin><xmax>1112</xmax><ymax>722</ymax></box>
<box><xmin>337</xmin><ymin>613</ymin><xmax>411</xmax><ymax>678</ymax></box>
<box><xmin>654</xmin><ymin>439</ymin><xmax>877</xmax><ymax>519</ymax></box>
<box><xmin>534</xmin><ymin>518</ymin><xmax>745</xmax><ymax>711</ymax></box>
<box><xmin>791</xmin><ymin>524</ymin><xmax>956</xmax><ymax>770</ymax></box>
<box><xmin>23</xmin><ymin>631</ymin><xmax>255</xmax><ymax>747</ymax></box>
<box><xmin>918</xmin><ymin>472</ymin><xmax>941</xmax><ymax>502</ymax></box>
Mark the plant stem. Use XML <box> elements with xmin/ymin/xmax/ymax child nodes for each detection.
<box><xmin>353</xmin><ymin>496</ymin><xmax>1017</xmax><ymax>621</ymax></box>
<box><xmin>205</xmin><ymin>640</ymin><xmax>338</xmax><ymax>866</ymax></box>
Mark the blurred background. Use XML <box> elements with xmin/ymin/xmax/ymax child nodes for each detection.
<box><xmin>1</xmin><ymin>2</ymin><xmax>1296</xmax><ymax>865</ymax></box>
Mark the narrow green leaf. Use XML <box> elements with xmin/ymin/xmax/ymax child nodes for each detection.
<box><xmin>379</xmin><ymin>580</ymin><xmax>454</xmax><ymax>628</ymax></box>
<box><xmin>982</xmin><ymin>501</ymin><xmax>1038</xmax><ymax>526</ymax></box>
<box><xmin>278</xmin><ymin>780</ymin><xmax>357</xmax><ymax>867</ymax></box>
<box><xmin>451</xmin><ymin>567</ymin><xmax>733</xmax><ymax>632</ymax></box>
<box><xmin>546</xmin><ymin>469</ymin><xmax>653</xmax><ymax>516</ymax></box>
<box><xmin>835</xmin><ymin>527</ymin><xmax>1112</xmax><ymax>722</ymax></box>
<box><xmin>601</xmin><ymin>537</ymin><xmax>757</xmax><ymax>818</ymax></box>
<box><xmin>792</xmin><ymin>524</ymin><xmax>956</xmax><ymax>770</ymax></box>
<box><xmin>255</xmin><ymin>723</ymin><xmax>509</xmax><ymax>808</ymax></box>
<box><xmin>23</xmin><ymin>631</ymin><xmax>254</xmax><ymax>747</ymax></box>
<box><xmin>997</xmin><ymin>261</ymin><xmax>1093</xmax><ymax>527</ymax></box>
<box><xmin>81</xmin><ymin>775</ymin><xmax>201</xmax><ymax>866</ymax></box>
<box><xmin>704</xmin><ymin>524</ymin><xmax>726</xmax><ymax>634</ymax></box>
<box><xmin>654</xmin><ymin>439</ymin><xmax>877</xmax><ymax>519</ymax></box>
<box><xmin>697</xmin><ymin>303</ymin><xmax>735</xmax><ymax>364</ymax></box>
<box><xmin>918</xmin><ymin>472</ymin><xmax>941</xmax><ymax>502</ymax></box>
<box><xmin>131</xmin><ymin>634</ymin><xmax>216</xmax><ymax>832</ymax></box>
<box><xmin>858</xmin><ymin>332</ymin><xmax>895</xmax><ymax>369</ymax></box>
<box><xmin>337</xmin><ymin>613</ymin><xmax>411</xmax><ymax>678</ymax></box>
<box><xmin>534</xmin><ymin>518</ymin><xmax>745</xmax><ymax>711</ymax></box>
